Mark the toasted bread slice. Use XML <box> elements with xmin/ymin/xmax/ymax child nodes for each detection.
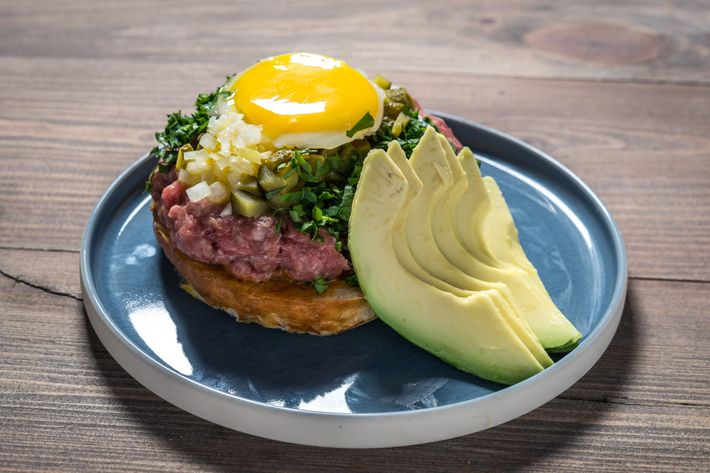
<box><xmin>153</xmin><ymin>220</ymin><xmax>376</xmax><ymax>335</ymax></box>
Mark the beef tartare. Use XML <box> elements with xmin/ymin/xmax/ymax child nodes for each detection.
<box><xmin>152</xmin><ymin>173</ymin><xmax>349</xmax><ymax>283</ymax></box>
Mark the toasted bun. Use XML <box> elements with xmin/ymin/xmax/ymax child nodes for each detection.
<box><xmin>153</xmin><ymin>218</ymin><xmax>376</xmax><ymax>335</ymax></box>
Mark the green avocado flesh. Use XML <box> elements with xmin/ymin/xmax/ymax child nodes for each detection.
<box><xmin>453</xmin><ymin>143</ymin><xmax>582</xmax><ymax>350</ymax></box>
<box><xmin>348</xmin><ymin>128</ymin><xmax>582</xmax><ymax>385</ymax></box>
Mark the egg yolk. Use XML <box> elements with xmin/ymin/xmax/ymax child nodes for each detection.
<box><xmin>231</xmin><ymin>53</ymin><xmax>380</xmax><ymax>142</ymax></box>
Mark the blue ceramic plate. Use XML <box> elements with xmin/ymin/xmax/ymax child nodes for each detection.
<box><xmin>81</xmin><ymin>114</ymin><xmax>627</xmax><ymax>448</ymax></box>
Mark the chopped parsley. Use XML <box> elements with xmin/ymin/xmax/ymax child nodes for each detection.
<box><xmin>313</xmin><ymin>276</ymin><xmax>329</xmax><ymax>294</ymax></box>
<box><xmin>346</xmin><ymin>112</ymin><xmax>375</xmax><ymax>138</ymax></box>
<box><xmin>274</xmin><ymin>149</ymin><xmax>362</xmax><ymax>254</ymax></box>
<box><xmin>146</xmin><ymin>80</ymin><xmax>231</xmax><ymax>191</ymax></box>
<box><xmin>267</xmin><ymin>102</ymin><xmax>437</xmax><ymax>258</ymax></box>
<box><xmin>370</xmin><ymin>106</ymin><xmax>441</xmax><ymax>157</ymax></box>
<box><xmin>344</xmin><ymin>273</ymin><xmax>359</xmax><ymax>286</ymax></box>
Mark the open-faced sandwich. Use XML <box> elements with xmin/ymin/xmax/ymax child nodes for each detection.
<box><xmin>147</xmin><ymin>53</ymin><xmax>581</xmax><ymax>384</ymax></box>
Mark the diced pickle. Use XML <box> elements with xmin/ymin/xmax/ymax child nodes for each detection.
<box><xmin>277</xmin><ymin>165</ymin><xmax>300</xmax><ymax>191</ymax></box>
<box><xmin>258</xmin><ymin>164</ymin><xmax>286</xmax><ymax>192</ymax></box>
<box><xmin>267</xmin><ymin>194</ymin><xmax>292</xmax><ymax>209</ymax></box>
<box><xmin>177</xmin><ymin>168</ymin><xmax>193</xmax><ymax>184</ymax></box>
<box><xmin>373</xmin><ymin>74</ymin><xmax>391</xmax><ymax>90</ymax></box>
<box><xmin>231</xmin><ymin>190</ymin><xmax>269</xmax><ymax>218</ymax></box>
<box><xmin>175</xmin><ymin>144</ymin><xmax>194</xmax><ymax>170</ymax></box>
<box><xmin>339</xmin><ymin>143</ymin><xmax>354</xmax><ymax>161</ymax></box>
<box><xmin>387</xmin><ymin>87</ymin><xmax>414</xmax><ymax>106</ymax></box>
<box><xmin>392</xmin><ymin>112</ymin><xmax>411</xmax><ymax>138</ymax></box>
<box><xmin>352</xmin><ymin>140</ymin><xmax>371</xmax><ymax>156</ymax></box>
<box><xmin>185</xmin><ymin>159</ymin><xmax>211</xmax><ymax>176</ymax></box>
<box><xmin>306</xmin><ymin>154</ymin><xmax>325</xmax><ymax>171</ymax></box>
<box><xmin>384</xmin><ymin>101</ymin><xmax>404</xmax><ymax>120</ymax></box>
<box><xmin>262</xmin><ymin>149</ymin><xmax>294</xmax><ymax>169</ymax></box>
<box><xmin>384</xmin><ymin>87</ymin><xmax>414</xmax><ymax>120</ymax></box>
<box><xmin>235</xmin><ymin>174</ymin><xmax>261</xmax><ymax>196</ymax></box>
<box><xmin>324</xmin><ymin>171</ymin><xmax>341</xmax><ymax>183</ymax></box>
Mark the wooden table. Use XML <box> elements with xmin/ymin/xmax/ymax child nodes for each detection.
<box><xmin>2</xmin><ymin>1</ymin><xmax>708</xmax><ymax>471</ymax></box>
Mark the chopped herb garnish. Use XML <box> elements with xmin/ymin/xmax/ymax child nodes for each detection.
<box><xmin>288</xmin><ymin>209</ymin><xmax>302</xmax><ymax>223</ymax></box>
<box><xmin>313</xmin><ymin>276</ymin><xmax>329</xmax><ymax>294</ymax></box>
<box><xmin>145</xmin><ymin>79</ymin><xmax>232</xmax><ymax>191</ymax></box>
<box><xmin>274</xmin><ymin>211</ymin><xmax>285</xmax><ymax>234</ymax></box>
<box><xmin>344</xmin><ymin>273</ymin><xmax>359</xmax><ymax>286</ymax></box>
<box><xmin>346</xmin><ymin>112</ymin><xmax>375</xmax><ymax>138</ymax></box>
<box><xmin>273</xmin><ymin>146</ymin><xmax>366</xmax><ymax>254</ymax></box>
<box><xmin>338</xmin><ymin>185</ymin><xmax>355</xmax><ymax>220</ymax></box>
<box><xmin>370</xmin><ymin>105</ymin><xmax>440</xmax><ymax>157</ymax></box>
<box><xmin>264</xmin><ymin>186</ymin><xmax>287</xmax><ymax>199</ymax></box>
<box><xmin>259</xmin><ymin>100</ymin><xmax>437</xmax><ymax>259</ymax></box>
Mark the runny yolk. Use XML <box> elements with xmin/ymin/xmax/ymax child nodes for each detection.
<box><xmin>231</xmin><ymin>53</ymin><xmax>380</xmax><ymax>140</ymax></box>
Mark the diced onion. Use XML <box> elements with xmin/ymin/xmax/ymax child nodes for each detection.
<box><xmin>178</xmin><ymin>108</ymin><xmax>272</xmax><ymax>193</ymax></box>
<box><xmin>177</xmin><ymin>168</ymin><xmax>191</xmax><ymax>184</ymax></box>
<box><xmin>207</xmin><ymin>181</ymin><xmax>229</xmax><ymax>204</ymax></box>
<box><xmin>183</xmin><ymin>150</ymin><xmax>204</xmax><ymax>162</ymax></box>
<box><xmin>392</xmin><ymin>112</ymin><xmax>411</xmax><ymax>138</ymax></box>
<box><xmin>238</xmin><ymin>147</ymin><xmax>265</xmax><ymax>164</ymax></box>
<box><xmin>215</xmin><ymin>156</ymin><xmax>230</xmax><ymax>171</ymax></box>
<box><xmin>235</xmin><ymin>123</ymin><xmax>263</xmax><ymax>147</ymax></box>
<box><xmin>219</xmin><ymin>203</ymin><xmax>233</xmax><ymax>217</ymax></box>
<box><xmin>229</xmin><ymin>156</ymin><xmax>258</xmax><ymax>176</ymax></box>
<box><xmin>218</xmin><ymin>136</ymin><xmax>231</xmax><ymax>156</ymax></box>
<box><xmin>186</xmin><ymin>160</ymin><xmax>211</xmax><ymax>176</ymax></box>
<box><xmin>226</xmin><ymin>170</ymin><xmax>242</xmax><ymax>189</ymax></box>
<box><xmin>199</xmin><ymin>133</ymin><xmax>217</xmax><ymax>150</ymax></box>
<box><xmin>186</xmin><ymin>181</ymin><xmax>211</xmax><ymax>202</ymax></box>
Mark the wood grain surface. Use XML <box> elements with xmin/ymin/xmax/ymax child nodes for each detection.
<box><xmin>1</xmin><ymin>0</ymin><xmax>709</xmax><ymax>471</ymax></box>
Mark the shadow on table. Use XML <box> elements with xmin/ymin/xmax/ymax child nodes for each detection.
<box><xmin>83</xmin><ymin>285</ymin><xmax>639</xmax><ymax>472</ymax></box>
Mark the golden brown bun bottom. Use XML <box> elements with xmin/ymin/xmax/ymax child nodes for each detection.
<box><xmin>153</xmin><ymin>219</ymin><xmax>376</xmax><ymax>335</ymax></box>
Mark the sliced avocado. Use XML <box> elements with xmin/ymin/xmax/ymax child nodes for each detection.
<box><xmin>349</xmin><ymin>148</ymin><xmax>547</xmax><ymax>385</ymax></box>
<box><xmin>481</xmin><ymin>176</ymin><xmax>545</xmax><ymax>276</ymax></box>
<box><xmin>438</xmin><ymin>135</ymin><xmax>582</xmax><ymax>350</ymax></box>
<box><xmin>387</xmin><ymin>139</ymin><xmax>552</xmax><ymax>368</ymax></box>
<box><xmin>453</xmin><ymin>150</ymin><xmax>501</xmax><ymax>268</ymax></box>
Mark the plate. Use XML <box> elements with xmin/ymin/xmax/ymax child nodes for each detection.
<box><xmin>81</xmin><ymin>114</ymin><xmax>627</xmax><ymax>448</ymax></box>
